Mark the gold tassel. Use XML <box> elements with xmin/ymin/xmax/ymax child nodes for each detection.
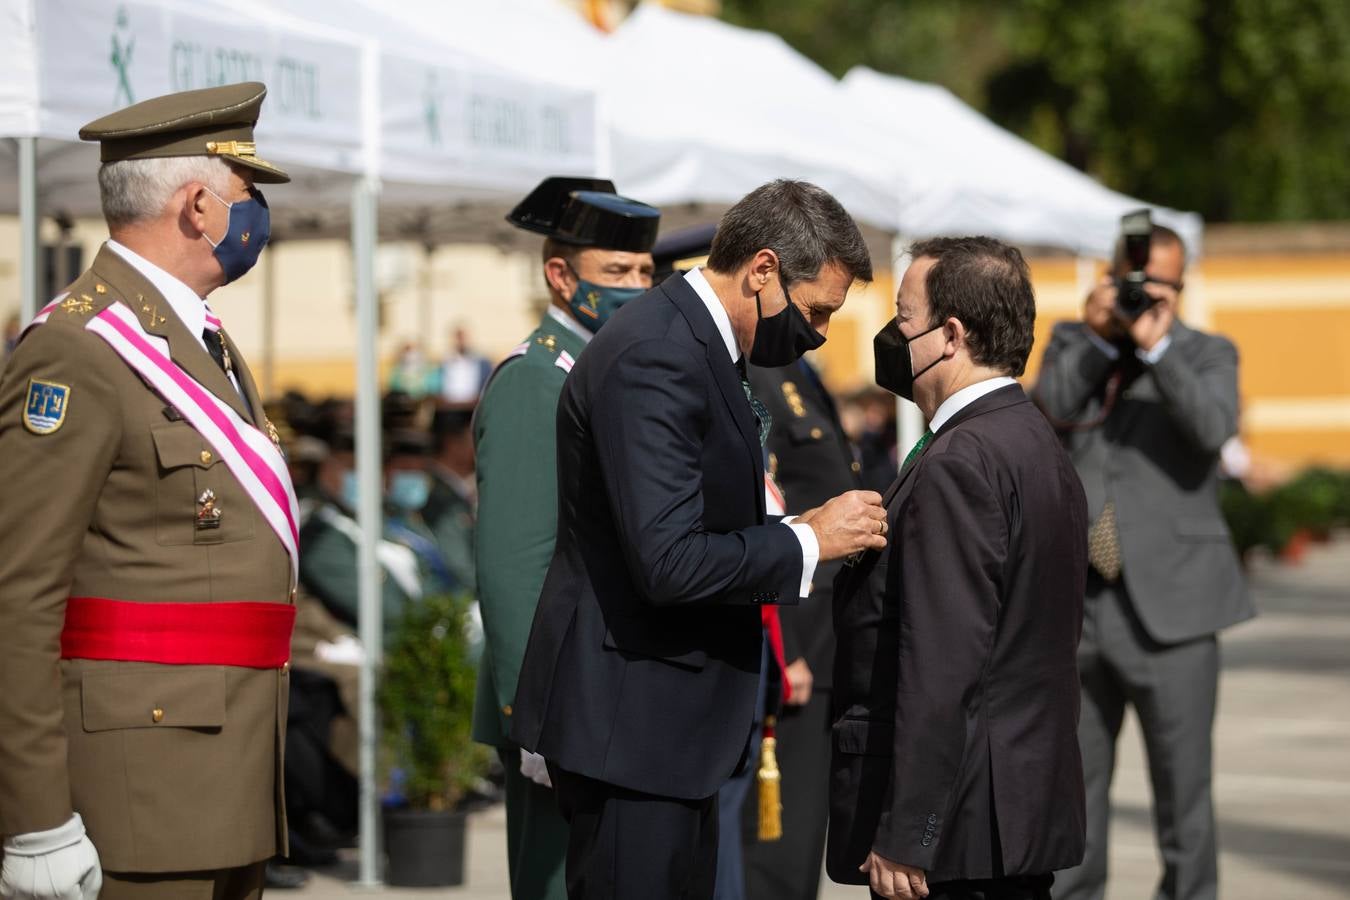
<box><xmin>757</xmin><ymin>716</ymin><xmax>783</xmax><ymax>841</ymax></box>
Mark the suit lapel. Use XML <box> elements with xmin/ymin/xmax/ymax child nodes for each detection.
<box><xmin>842</xmin><ymin>385</ymin><xmax>1025</xmax><ymax>590</ymax></box>
<box><xmin>661</xmin><ymin>279</ymin><xmax>765</xmax><ymax>487</ymax></box>
<box><xmin>90</xmin><ymin>245</ymin><xmax>253</xmax><ymax>422</ymax></box>
<box><xmin>882</xmin><ymin>384</ymin><xmax>1030</xmax><ymax>507</ymax></box>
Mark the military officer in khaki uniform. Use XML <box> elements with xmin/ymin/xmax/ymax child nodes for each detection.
<box><xmin>473</xmin><ymin>177</ymin><xmax>659</xmax><ymax>900</ymax></box>
<box><xmin>0</xmin><ymin>83</ymin><xmax>296</xmax><ymax>900</ymax></box>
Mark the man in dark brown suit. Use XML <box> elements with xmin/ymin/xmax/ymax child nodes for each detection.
<box><xmin>0</xmin><ymin>83</ymin><xmax>295</xmax><ymax>900</ymax></box>
<box><xmin>829</xmin><ymin>237</ymin><xmax>1089</xmax><ymax>900</ymax></box>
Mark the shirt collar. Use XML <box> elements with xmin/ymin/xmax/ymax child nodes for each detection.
<box><xmin>929</xmin><ymin>376</ymin><xmax>1018</xmax><ymax>433</ymax></box>
<box><xmin>685</xmin><ymin>267</ymin><xmax>740</xmax><ymax>365</ymax></box>
<box><xmin>106</xmin><ymin>240</ymin><xmax>209</xmax><ymax>345</ymax></box>
<box><xmin>546</xmin><ymin>304</ymin><xmax>593</xmax><ymax>345</ymax></box>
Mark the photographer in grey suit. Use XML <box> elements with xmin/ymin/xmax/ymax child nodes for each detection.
<box><xmin>1033</xmin><ymin>220</ymin><xmax>1255</xmax><ymax>900</ymax></box>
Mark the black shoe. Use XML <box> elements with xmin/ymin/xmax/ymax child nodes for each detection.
<box><xmin>265</xmin><ymin>860</ymin><xmax>311</xmax><ymax>890</ymax></box>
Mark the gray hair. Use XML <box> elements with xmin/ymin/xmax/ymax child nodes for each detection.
<box><xmin>97</xmin><ymin>156</ymin><xmax>233</xmax><ymax>228</ymax></box>
<box><xmin>706</xmin><ymin>179</ymin><xmax>873</xmax><ymax>286</ymax></box>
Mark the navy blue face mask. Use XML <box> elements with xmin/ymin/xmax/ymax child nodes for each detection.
<box><xmin>204</xmin><ymin>186</ymin><xmax>270</xmax><ymax>284</ymax></box>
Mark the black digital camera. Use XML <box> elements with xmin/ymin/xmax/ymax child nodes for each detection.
<box><xmin>1112</xmin><ymin>209</ymin><xmax>1155</xmax><ymax>320</ymax></box>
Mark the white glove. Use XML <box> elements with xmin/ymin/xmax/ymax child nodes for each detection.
<box><xmin>1</xmin><ymin>813</ymin><xmax>102</xmax><ymax>900</ymax></box>
<box><xmin>519</xmin><ymin>749</ymin><xmax>553</xmax><ymax>788</ymax></box>
<box><xmin>314</xmin><ymin>633</ymin><xmax>365</xmax><ymax>666</ymax></box>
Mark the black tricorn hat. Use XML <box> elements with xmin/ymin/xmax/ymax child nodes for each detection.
<box><xmin>507</xmin><ymin>176</ymin><xmax>660</xmax><ymax>253</ymax></box>
<box><xmin>652</xmin><ymin>222</ymin><xmax>718</xmax><ymax>283</ymax></box>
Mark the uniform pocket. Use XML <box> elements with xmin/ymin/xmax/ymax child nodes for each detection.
<box><xmin>833</xmin><ymin>716</ymin><xmax>894</xmax><ymax>757</ymax></box>
<box><xmin>151</xmin><ymin>422</ymin><xmax>254</xmax><ymax>546</ymax></box>
<box><xmin>786</xmin><ymin>419</ymin><xmax>830</xmax><ymax>445</ymax></box>
<box><xmin>81</xmin><ymin>666</ymin><xmax>227</xmax><ymax>732</ymax></box>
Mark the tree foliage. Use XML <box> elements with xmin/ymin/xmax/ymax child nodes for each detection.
<box><xmin>721</xmin><ymin>0</ymin><xmax>1350</xmax><ymax>221</ymax></box>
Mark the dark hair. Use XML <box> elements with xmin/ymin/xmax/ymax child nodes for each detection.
<box><xmin>705</xmin><ymin>179</ymin><xmax>872</xmax><ymax>286</ymax></box>
<box><xmin>540</xmin><ymin>238</ymin><xmax>583</xmax><ymax>296</ymax></box>
<box><xmin>909</xmin><ymin>236</ymin><xmax>1036</xmax><ymax>377</ymax></box>
<box><xmin>541</xmin><ymin>238</ymin><xmax>581</xmax><ymax>266</ymax></box>
<box><xmin>1114</xmin><ymin>224</ymin><xmax>1186</xmax><ymax>270</ymax></box>
<box><xmin>432</xmin><ymin>407</ymin><xmax>473</xmax><ymax>445</ymax></box>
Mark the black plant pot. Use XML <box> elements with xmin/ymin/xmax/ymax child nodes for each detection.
<box><xmin>383</xmin><ymin>807</ymin><xmax>468</xmax><ymax>887</ymax></box>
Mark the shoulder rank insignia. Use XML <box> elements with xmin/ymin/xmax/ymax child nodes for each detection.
<box><xmin>61</xmin><ymin>295</ymin><xmax>95</xmax><ymax>316</ymax></box>
<box><xmin>23</xmin><ymin>379</ymin><xmax>70</xmax><ymax>435</ymax></box>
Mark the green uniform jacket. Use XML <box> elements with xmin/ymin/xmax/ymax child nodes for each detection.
<box><xmin>471</xmin><ymin>312</ymin><xmax>586</xmax><ymax>746</ymax></box>
<box><xmin>297</xmin><ymin>499</ymin><xmax>421</xmax><ymax>646</ymax></box>
<box><xmin>0</xmin><ymin>245</ymin><xmax>292</xmax><ymax>871</ymax></box>
<box><xmin>424</xmin><ymin>470</ymin><xmax>477</xmax><ymax>595</ymax></box>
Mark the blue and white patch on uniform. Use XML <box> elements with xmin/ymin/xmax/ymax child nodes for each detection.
<box><xmin>23</xmin><ymin>379</ymin><xmax>70</xmax><ymax>435</ymax></box>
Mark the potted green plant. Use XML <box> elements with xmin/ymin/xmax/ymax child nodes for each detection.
<box><xmin>380</xmin><ymin>591</ymin><xmax>490</xmax><ymax>887</ymax></box>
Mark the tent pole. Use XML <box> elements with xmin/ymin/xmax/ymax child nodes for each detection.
<box><xmin>352</xmin><ymin>174</ymin><xmax>384</xmax><ymax>888</ymax></box>
<box><xmin>890</xmin><ymin>233</ymin><xmax>926</xmax><ymax>469</ymax></box>
<box><xmin>19</xmin><ymin>137</ymin><xmax>40</xmax><ymax>323</ymax></box>
<box><xmin>419</xmin><ymin>241</ymin><xmax>434</xmax><ymax>355</ymax></box>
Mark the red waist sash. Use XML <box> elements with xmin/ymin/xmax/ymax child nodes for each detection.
<box><xmin>61</xmin><ymin>597</ymin><xmax>295</xmax><ymax>668</ymax></box>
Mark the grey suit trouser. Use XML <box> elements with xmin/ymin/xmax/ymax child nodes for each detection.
<box><xmin>1054</xmin><ymin>576</ymin><xmax>1219</xmax><ymax>900</ymax></box>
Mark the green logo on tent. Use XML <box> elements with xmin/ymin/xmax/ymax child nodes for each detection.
<box><xmin>111</xmin><ymin>5</ymin><xmax>136</xmax><ymax>106</ymax></box>
<box><xmin>425</xmin><ymin>69</ymin><xmax>442</xmax><ymax>146</ymax></box>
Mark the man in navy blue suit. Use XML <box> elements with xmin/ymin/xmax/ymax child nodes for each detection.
<box><xmin>512</xmin><ymin>180</ymin><xmax>886</xmax><ymax>900</ymax></box>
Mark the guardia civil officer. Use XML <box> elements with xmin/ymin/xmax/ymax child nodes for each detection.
<box><xmin>0</xmin><ymin>83</ymin><xmax>296</xmax><ymax>900</ymax></box>
<box><xmin>472</xmin><ymin>177</ymin><xmax>660</xmax><ymax>900</ymax></box>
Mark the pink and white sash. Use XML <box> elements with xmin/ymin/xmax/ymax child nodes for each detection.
<box><xmin>83</xmin><ymin>303</ymin><xmax>299</xmax><ymax>586</ymax></box>
<box><xmin>22</xmin><ymin>294</ymin><xmax>69</xmax><ymax>334</ymax></box>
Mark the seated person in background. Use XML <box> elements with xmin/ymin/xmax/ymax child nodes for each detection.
<box><xmin>298</xmin><ymin>428</ymin><xmax>456</xmax><ymax>647</ymax></box>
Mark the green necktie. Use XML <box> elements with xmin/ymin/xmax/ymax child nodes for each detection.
<box><xmin>736</xmin><ymin>359</ymin><xmax>772</xmax><ymax>447</ymax></box>
<box><xmin>902</xmin><ymin>429</ymin><xmax>933</xmax><ymax>471</ymax></box>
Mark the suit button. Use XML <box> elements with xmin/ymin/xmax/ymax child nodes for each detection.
<box><xmin>200</xmin><ymin>450</ymin><xmax>213</xmax><ymax>465</ymax></box>
<box><xmin>810</xmin><ymin>427</ymin><xmax>823</xmax><ymax>439</ymax></box>
<box><xmin>502</xmin><ymin>705</ymin><xmax>513</xmax><ymax>717</ymax></box>
<box><xmin>152</xmin><ymin>707</ymin><xmax>164</xmax><ymax>724</ymax></box>
<box><xmin>851</xmin><ymin>461</ymin><xmax>861</xmax><ymax>473</ymax></box>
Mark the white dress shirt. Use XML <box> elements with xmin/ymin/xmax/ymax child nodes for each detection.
<box><xmin>685</xmin><ymin>267</ymin><xmax>820</xmax><ymax>598</ymax></box>
<box><xmin>1086</xmin><ymin>327</ymin><xmax>1173</xmax><ymax>365</ymax></box>
<box><xmin>929</xmin><ymin>376</ymin><xmax>1019</xmax><ymax>434</ymax></box>
<box><xmin>107</xmin><ymin>240</ymin><xmax>246</xmax><ymax>400</ymax></box>
<box><xmin>546</xmin><ymin>304</ymin><xmax>594</xmax><ymax>346</ymax></box>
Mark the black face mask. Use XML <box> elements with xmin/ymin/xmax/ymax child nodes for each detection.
<box><xmin>873</xmin><ymin>317</ymin><xmax>943</xmax><ymax>401</ymax></box>
<box><xmin>749</xmin><ymin>279</ymin><xmax>826</xmax><ymax>367</ymax></box>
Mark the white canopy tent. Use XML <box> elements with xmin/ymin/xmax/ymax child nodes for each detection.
<box><xmin>600</xmin><ymin>4</ymin><xmax>901</xmax><ymax>233</ymax></box>
<box><xmin>1</xmin><ymin>0</ymin><xmax>608</xmax><ymax>886</ymax></box>
<box><xmin>841</xmin><ymin>66</ymin><xmax>1204</xmax><ymax>258</ymax></box>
